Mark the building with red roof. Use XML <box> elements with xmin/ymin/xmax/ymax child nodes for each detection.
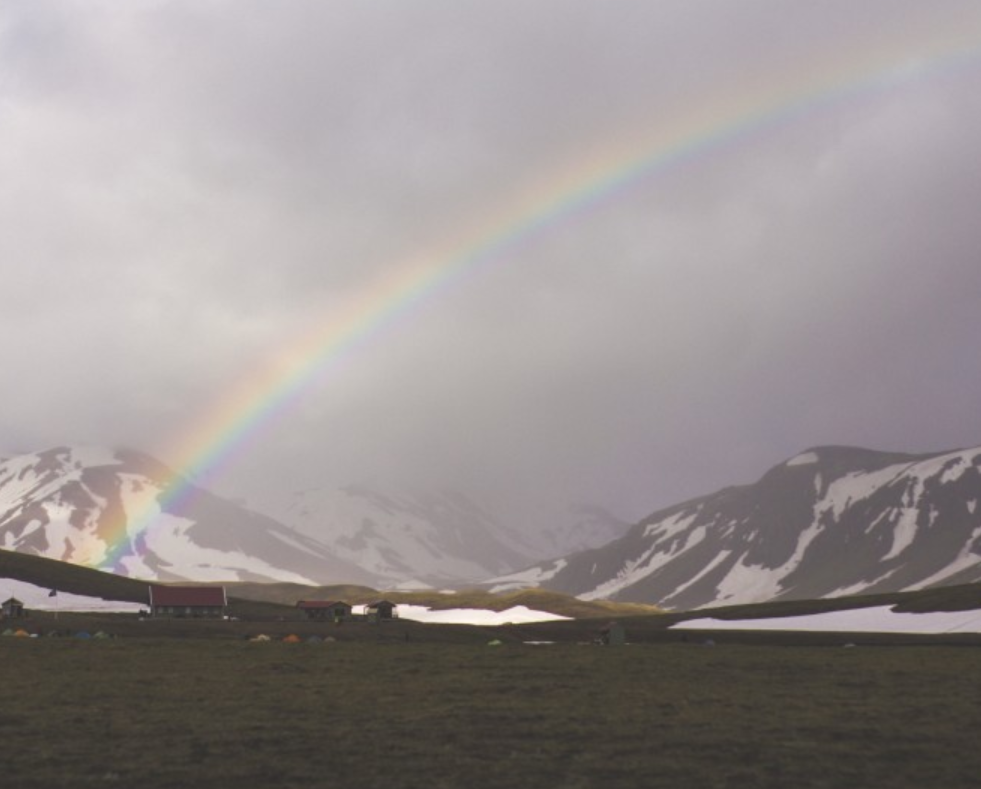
<box><xmin>148</xmin><ymin>585</ymin><xmax>227</xmax><ymax>618</ymax></box>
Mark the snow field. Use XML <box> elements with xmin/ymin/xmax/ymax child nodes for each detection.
<box><xmin>672</xmin><ymin>605</ymin><xmax>981</xmax><ymax>634</ymax></box>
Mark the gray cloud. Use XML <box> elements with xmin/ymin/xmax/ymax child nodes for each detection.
<box><xmin>2</xmin><ymin>1</ymin><xmax>980</xmax><ymax>528</ymax></box>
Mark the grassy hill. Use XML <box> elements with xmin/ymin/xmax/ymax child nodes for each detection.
<box><xmin>0</xmin><ymin>548</ymin><xmax>150</xmax><ymax>603</ymax></box>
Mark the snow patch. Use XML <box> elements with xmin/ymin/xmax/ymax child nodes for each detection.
<box><xmin>668</xmin><ymin>550</ymin><xmax>732</xmax><ymax>599</ymax></box>
<box><xmin>711</xmin><ymin>518</ymin><xmax>825</xmax><ymax>606</ymax></box>
<box><xmin>819</xmin><ymin>461</ymin><xmax>913</xmax><ymax>520</ymax></box>
<box><xmin>582</xmin><ymin>523</ymin><xmax>707</xmax><ymax>601</ymax></box>
<box><xmin>488</xmin><ymin>559</ymin><xmax>567</xmax><ymax>593</ymax></box>
<box><xmin>881</xmin><ymin>506</ymin><xmax>921</xmax><ymax>561</ymax></box>
<box><xmin>935</xmin><ymin>450</ymin><xmax>979</xmax><ymax>484</ymax></box>
<box><xmin>711</xmin><ymin>554</ymin><xmax>785</xmax><ymax>606</ymax></box>
<box><xmin>387</xmin><ymin>603</ymin><xmax>569</xmax><ymax>626</ymax></box>
<box><xmin>672</xmin><ymin>605</ymin><xmax>981</xmax><ymax>634</ymax></box>
<box><xmin>786</xmin><ymin>451</ymin><xmax>819</xmax><ymax>467</ymax></box>
<box><xmin>0</xmin><ymin>577</ymin><xmax>144</xmax><ymax>613</ymax></box>
<box><xmin>903</xmin><ymin>524</ymin><xmax>981</xmax><ymax>590</ymax></box>
<box><xmin>828</xmin><ymin>566</ymin><xmax>901</xmax><ymax>598</ymax></box>
<box><xmin>644</xmin><ymin>508</ymin><xmax>698</xmax><ymax>540</ymax></box>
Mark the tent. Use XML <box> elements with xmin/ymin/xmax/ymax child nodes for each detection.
<box><xmin>250</xmin><ymin>634</ymin><xmax>271</xmax><ymax>642</ymax></box>
<box><xmin>1</xmin><ymin>628</ymin><xmax>13</xmax><ymax>637</ymax></box>
<box><xmin>13</xmin><ymin>629</ymin><xmax>30</xmax><ymax>638</ymax></box>
<box><xmin>75</xmin><ymin>631</ymin><xmax>92</xmax><ymax>639</ymax></box>
<box><xmin>282</xmin><ymin>634</ymin><xmax>301</xmax><ymax>643</ymax></box>
<box><xmin>93</xmin><ymin>631</ymin><xmax>111</xmax><ymax>640</ymax></box>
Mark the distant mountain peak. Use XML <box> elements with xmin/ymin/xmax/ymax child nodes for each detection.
<box><xmin>272</xmin><ymin>484</ymin><xmax>535</xmax><ymax>586</ymax></box>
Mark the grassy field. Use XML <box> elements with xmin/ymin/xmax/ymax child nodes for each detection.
<box><xmin>2</xmin><ymin>636</ymin><xmax>980</xmax><ymax>788</ymax></box>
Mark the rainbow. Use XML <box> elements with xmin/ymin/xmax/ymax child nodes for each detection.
<box><xmin>98</xmin><ymin>27</ymin><xmax>981</xmax><ymax>570</ymax></box>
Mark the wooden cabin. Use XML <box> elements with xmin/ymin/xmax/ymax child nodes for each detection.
<box><xmin>148</xmin><ymin>585</ymin><xmax>227</xmax><ymax>618</ymax></box>
<box><xmin>364</xmin><ymin>600</ymin><xmax>398</xmax><ymax>621</ymax></box>
<box><xmin>1</xmin><ymin>597</ymin><xmax>25</xmax><ymax>619</ymax></box>
<box><xmin>296</xmin><ymin>600</ymin><xmax>352</xmax><ymax>621</ymax></box>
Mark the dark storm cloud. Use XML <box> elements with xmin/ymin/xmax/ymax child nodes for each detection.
<box><xmin>1</xmin><ymin>1</ymin><xmax>980</xmax><ymax>528</ymax></box>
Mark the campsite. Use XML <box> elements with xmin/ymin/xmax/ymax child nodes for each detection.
<box><xmin>2</xmin><ymin>610</ymin><xmax>981</xmax><ymax>788</ymax></box>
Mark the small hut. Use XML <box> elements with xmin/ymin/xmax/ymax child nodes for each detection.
<box><xmin>296</xmin><ymin>600</ymin><xmax>352</xmax><ymax>622</ymax></box>
<box><xmin>599</xmin><ymin>621</ymin><xmax>626</xmax><ymax>646</ymax></box>
<box><xmin>364</xmin><ymin>600</ymin><xmax>398</xmax><ymax>621</ymax></box>
<box><xmin>1</xmin><ymin>597</ymin><xmax>25</xmax><ymax>619</ymax></box>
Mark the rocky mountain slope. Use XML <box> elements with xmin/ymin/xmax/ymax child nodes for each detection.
<box><xmin>0</xmin><ymin>446</ymin><xmax>376</xmax><ymax>585</ymax></box>
<box><xmin>491</xmin><ymin>445</ymin><xmax>981</xmax><ymax>609</ymax></box>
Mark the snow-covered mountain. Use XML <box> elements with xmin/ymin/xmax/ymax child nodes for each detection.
<box><xmin>0</xmin><ymin>445</ymin><xmax>625</xmax><ymax>589</ymax></box>
<box><xmin>272</xmin><ymin>485</ymin><xmax>537</xmax><ymax>586</ymax></box>
<box><xmin>0</xmin><ymin>446</ymin><xmax>377</xmax><ymax>585</ymax></box>
<box><xmin>491</xmin><ymin>445</ymin><xmax>981</xmax><ymax>609</ymax></box>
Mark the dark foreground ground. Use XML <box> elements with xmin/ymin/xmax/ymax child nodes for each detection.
<box><xmin>2</xmin><ymin>636</ymin><xmax>980</xmax><ymax>789</ymax></box>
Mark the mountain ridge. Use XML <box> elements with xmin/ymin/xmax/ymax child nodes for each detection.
<box><xmin>0</xmin><ymin>446</ymin><xmax>377</xmax><ymax>586</ymax></box>
<box><xmin>490</xmin><ymin>444</ymin><xmax>981</xmax><ymax>609</ymax></box>
<box><xmin>0</xmin><ymin>445</ymin><xmax>622</xmax><ymax>588</ymax></box>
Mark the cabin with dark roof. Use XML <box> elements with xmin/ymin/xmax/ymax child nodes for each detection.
<box><xmin>364</xmin><ymin>600</ymin><xmax>398</xmax><ymax>621</ymax></box>
<box><xmin>1</xmin><ymin>597</ymin><xmax>25</xmax><ymax>619</ymax></box>
<box><xmin>148</xmin><ymin>585</ymin><xmax>227</xmax><ymax>618</ymax></box>
<box><xmin>296</xmin><ymin>600</ymin><xmax>352</xmax><ymax>621</ymax></box>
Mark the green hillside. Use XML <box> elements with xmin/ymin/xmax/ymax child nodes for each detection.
<box><xmin>0</xmin><ymin>548</ymin><xmax>150</xmax><ymax>603</ymax></box>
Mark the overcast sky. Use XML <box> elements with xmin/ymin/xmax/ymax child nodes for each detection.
<box><xmin>2</xmin><ymin>1</ymin><xmax>981</xmax><ymax>528</ymax></box>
